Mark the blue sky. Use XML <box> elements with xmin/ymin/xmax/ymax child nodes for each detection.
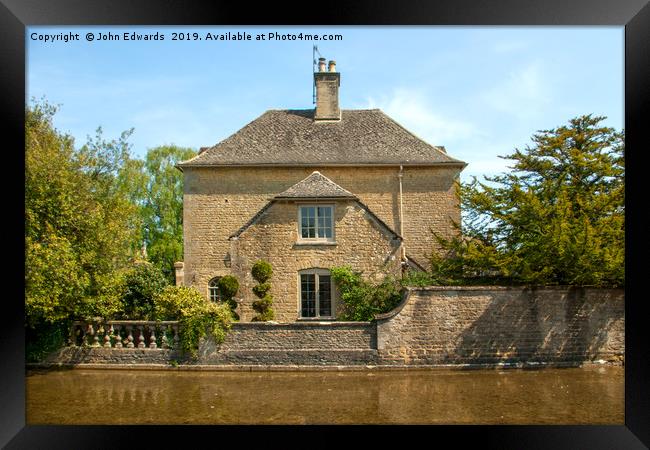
<box><xmin>27</xmin><ymin>26</ymin><xmax>623</xmax><ymax>181</ymax></box>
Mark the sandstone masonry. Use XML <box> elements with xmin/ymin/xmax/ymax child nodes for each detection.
<box><xmin>42</xmin><ymin>287</ymin><xmax>624</xmax><ymax>368</ymax></box>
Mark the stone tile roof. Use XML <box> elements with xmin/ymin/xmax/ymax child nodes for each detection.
<box><xmin>274</xmin><ymin>171</ymin><xmax>356</xmax><ymax>199</ymax></box>
<box><xmin>178</xmin><ymin>109</ymin><xmax>466</xmax><ymax>167</ymax></box>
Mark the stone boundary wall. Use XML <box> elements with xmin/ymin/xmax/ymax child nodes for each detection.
<box><xmin>199</xmin><ymin>321</ymin><xmax>378</xmax><ymax>365</ymax></box>
<box><xmin>376</xmin><ymin>286</ymin><xmax>624</xmax><ymax>366</ymax></box>
<box><xmin>39</xmin><ymin>287</ymin><xmax>624</xmax><ymax>368</ymax></box>
<box><xmin>42</xmin><ymin>347</ymin><xmax>185</xmax><ymax>365</ymax></box>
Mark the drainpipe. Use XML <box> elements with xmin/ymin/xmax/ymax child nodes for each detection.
<box><xmin>398</xmin><ymin>165</ymin><xmax>406</xmax><ymax>261</ymax></box>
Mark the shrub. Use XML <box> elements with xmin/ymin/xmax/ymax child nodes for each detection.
<box><xmin>153</xmin><ymin>285</ymin><xmax>233</xmax><ymax>357</ymax></box>
<box><xmin>330</xmin><ymin>266</ymin><xmax>403</xmax><ymax>321</ymax></box>
<box><xmin>251</xmin><ymin>260</ymin><xmax>275</xmax><ymax>321</ymax></box>
<box><xmin>26</xmin><ymin>319</ymin><xmax>69</xmax><ymax>363</ymax></box>
<box><xmin>252</xmin><ymin>282</ymin><xmax>271</xmax><ymax>298</ymax></box>
<box><xmin>121</xmin><ymin>262</ymin><xmax>169</xmax><ymax>320</ymax></box>
<box><xmin>217</xmin><ymin>275</ymin><xmax>240</xmax><ymax>320</ymax></box>
<box><xmin>251</xmin><ymin>260</ymin><xmax>273</xmax><ymax>283</ymax></box>
<box><xmin>217</xmin><ymin>275</ymin><xmax>239</xmax><ymax>299</ymax></box>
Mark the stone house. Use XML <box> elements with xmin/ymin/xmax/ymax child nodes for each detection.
<box><xmin>176</xmin><ymin>58</ymin><xmax>466</xmax><ymax>322</ymax></box>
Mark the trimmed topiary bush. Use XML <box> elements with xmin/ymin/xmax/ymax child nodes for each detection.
<box><xmin>251</xmin><ymin>260</ymin><xmax>275</xmax><ymax>321</ymax></box>
<box><xmin>217</xmin><ymin>275</ymin><xmax>240</xmax><ymax>320</ymax></box>
<box><xmin>252</xmin><ymin>282</ymin><xmax>271</xmax><ymax>298</ymax></box>
<box><xmin>251</xmin><ymin>260</ymin><xmax>273</xmax><ymax>284</ymax></box>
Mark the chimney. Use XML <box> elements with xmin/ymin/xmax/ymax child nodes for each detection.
<box><xmin>314</xmin><ymin>58</ymin><xmax>341</xmax><ymax>121</ymax></box>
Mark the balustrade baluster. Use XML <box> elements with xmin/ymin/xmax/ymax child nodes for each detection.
<box><xmin>114</xmin><ymin>324</ymin><xmax>123</xmax><ymax>348</ymax></box>
<box><xmin>161</xmin><ymin>325</ymin><xmax>170</xmax><ymax>349</ymax></box>
<box><xmin>138</xmin><ymin>325</ymin><xmax>146</xmax><ymax>348</ymax></box>
<box><xmin>149</xmin><ymin>324</ymin><xmax>157</xmax><ymax>349</ymax></box>
<box><xmin>84</xmin><ymin>323</ymin><xmax>92</xmax><ymax>346</ymax></box>
<box><xmin>126</xmin><ymin>325</ymin><xmax>134</xmax><ymax>348</ymax></box>
<box><xmin>173</xmin><ymin>324</ymin><xmax>180</xmax><ymax>350</ymax></box>
<box><xmin>104</xmin><ymin>324</ymin><xmax>113</xmax><ymax>348</ymax></box>
<box><xmin>92</xmin><ymin>323</ymin><xmax>101</xmax><ymax>347</ymax></box>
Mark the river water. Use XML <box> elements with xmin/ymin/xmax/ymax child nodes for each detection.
<box><xmin>26</xmin><ymin>366</ymin><xmax>623</xmax><ymax>425</ymax></box>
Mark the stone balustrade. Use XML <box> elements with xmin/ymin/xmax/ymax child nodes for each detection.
<box><xmin>68</xmin><ymin>320</ymin><xmax>181</xmax><ymax>350</ymax></box>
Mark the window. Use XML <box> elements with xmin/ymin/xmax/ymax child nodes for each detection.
<box><xmin>299</xmin><ymin>205</ymin><xmax>334</xmax><ymax>242</ymax></box>
<box><xmin>299</xmin><ymin>270</ymin><xmax>333</xmax><ymax>318</ymax></box>
<box><xmin>208</xmin><ymin>277</ymin><xmax>221</xmax><ymax>302</ymax></box>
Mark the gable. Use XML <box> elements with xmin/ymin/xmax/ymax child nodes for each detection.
<box><xmin>230</xmin><ymin>198</ymin><xmax>402</xmax><ymax>243</ymax></box>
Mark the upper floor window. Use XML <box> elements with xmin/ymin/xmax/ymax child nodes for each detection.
<box><xmin>208</xmin><ymin>277</ymin><xmax>222</xmax><ymax>302</ymax></box>
<box><xmin>299</xmin><ymin>205</ymin><xmax>334</xmax><ymax>242</ymax></box>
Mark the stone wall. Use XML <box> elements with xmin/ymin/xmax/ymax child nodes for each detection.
<box><xmin>230</xmin><ymin>199</ymin><xmax>402</xmax><ymax>322</ymax></box>
<box><xmin>42</xmin><ymin>347</ymin><xmax>185</xmax><ymax>365</ymax></box>
<box><xmin>182</xmin><ymin>165</ymin><xmax>461</xmax><ymax>302</ymax></box>
<box><xmin>38</xmin><ymin>287</ymin><xmax>624</xmax><ymax>368</ymax></box>
<box><xmin>199</xmin><ymin>322</ymin><xmax>377</xmax><ymax>365</ymax></box>
<box><xmin>376</xmin><ymin>286</ymin><xmax>625</xmax><ymax>365</ymax></box>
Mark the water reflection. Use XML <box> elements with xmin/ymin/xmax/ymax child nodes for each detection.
<box><xmin>26</xmin><ymin>366</ymin><xmax>623</xmax><ymax>425</ymax></box>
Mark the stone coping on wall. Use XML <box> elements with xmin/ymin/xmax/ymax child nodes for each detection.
<box><xmin>375</xmin><ymin>285</ymin><xmax>624</xmax><ymax>321</ymax></box>
<box><xmin>231</xmin><ymin>321</ymin><xmax>373</xmax><ymax>327</ymax></box>
<box><xmin>27</xmin><ymin>360</ymin><xmax>621</xmax><ymax>372</ymax></box>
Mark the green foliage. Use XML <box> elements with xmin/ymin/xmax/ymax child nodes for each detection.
<box><xmin>251</xmin><ymin>260</ymin><xmax>273</xmax><ymax>284</ymax></box>
<box><xmin>330</xmin><ymin>266</ymin><xmax>403</xmax><ymax>321</ymax></box>
<box><xmin>251</xmin><ymin>261</ymin><xmax>275</xmax><ymax>321</ymax></box>
<box><xmin>138</xmin><ymin>145</ymin><xmax>197</xmax><ymax>282</ymax></box>
<box><xmin>25</xmin><ymin>100</ymin><xmax>142</xmax><ymax>328</ymax></box>
<box><xmin>120</xmin><ymin>262</ymin><xmax>169</xmax><ymax>319</ymax></box>
<box><xmin>217</xmin><ymin>276</ymin><xmax>240</xmax><ymax>300</ymax></box>
<box><xmin>153</xmin><ymin>285</ymin><xmax>233</xmax><ymax>357</ymax></box>
<box><xmin>434</xmin><ymin>115</ymin><xmax>624</xmax><ymax>287</ymax></box>
<box><xmin>217</xmin><ymin>275</ymin><xmax>240</xmax><ymax>320</ymax></box>
<box><xmin>25</xmin><ymin>320</ymin><xmax>69</xmax><ymax>363</ymax></box>
<box><xmin>251</xmin><ymin>282</ymin><xmax>271</xmax><ymax>298</ymax></box>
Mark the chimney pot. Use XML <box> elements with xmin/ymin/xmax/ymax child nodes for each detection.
<box><xmin>314</xmin><ymin>57</ymin><xmax>341</xmax><ymax>121</ymax></box>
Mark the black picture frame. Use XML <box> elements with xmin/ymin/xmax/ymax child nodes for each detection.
<box><xmin>3</xmin><ymin>0</ymin><xmax>648</xmax><ymax>447</ymax></box>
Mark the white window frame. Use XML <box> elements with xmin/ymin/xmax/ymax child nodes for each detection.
<box><xmin>208</xmin><ymin>277</ymin><xmax>222</xmax><ymax>303</ymax></box>
<box><xmin>298</xmin><ymin>269</ymin><xmax>335</xmax><ymax>319</ymax></box>
<box><xmin>297</xmin><ymin>204</ymin><xmax>335</xmax><ymax>244</ymax></box>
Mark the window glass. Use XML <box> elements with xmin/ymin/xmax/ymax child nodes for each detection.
<box><xmin>300</xmin><ymin>206</ymin><xmax>333</xmax><ymax>240</ymax></box>
<box><xmin>318</xmin><ymin>275</ymin><xmax>332</xmax><ymax>316</ymax></box>
<box><xmin>300</xmin><ymin>271</ymin><xmax>332</xmax><ymax>318</ymax></box>
<box><xmin>301</xmin><ymin>274</ymin><xmax>316</xmax><ymax>317</ymax></box>
<box><xmin>208</xmin><ymin>277</ymin><xmax>221</xmax><ymax>302</ymax></box>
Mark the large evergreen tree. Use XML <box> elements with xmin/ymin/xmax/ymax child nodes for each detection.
<box><xmin>433</xmin><ymin>115</ymin><xmax>624</xmax><ymax>287</ymax></box>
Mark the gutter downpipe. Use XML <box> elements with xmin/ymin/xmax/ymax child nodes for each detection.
<box><xmin>398</xmin><ymin>165</ymin><xmax>407</xmax><ymax>262</ymax></box>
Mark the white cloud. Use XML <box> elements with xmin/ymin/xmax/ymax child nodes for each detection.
<box><xmin>480</xmin><ymin>60</ymin><xmax>551</xmax><ymax>117</ymax></box>
<box><xmin>365</xmin><ymin>88</ymin><xmax>477</xmax><ymax>145</ymax></box>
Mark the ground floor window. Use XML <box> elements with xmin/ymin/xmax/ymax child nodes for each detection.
<box><xmin>208</xmin><ymin>277</ymin><xmax>222</xmax><ymax>302</ymax></box>
<box><xmin>299</xmin><ymin>270</ymin><xmax>333</xmax><ymax>318</ymax></box>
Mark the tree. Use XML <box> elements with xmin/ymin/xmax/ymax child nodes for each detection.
<box><xmin>25</xmin><ymin>101</ymin><xmax>142</xmax><ymax>328</ymax></box>
<box><xmin>139</xmin><ymin>145</ymin><xmax>196</xmax><ymax>282</ymax></box>
<box><xmin>433</xmin><ymin>115</ymin><xmax>624</xmax><ymax>287</ymax></box>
